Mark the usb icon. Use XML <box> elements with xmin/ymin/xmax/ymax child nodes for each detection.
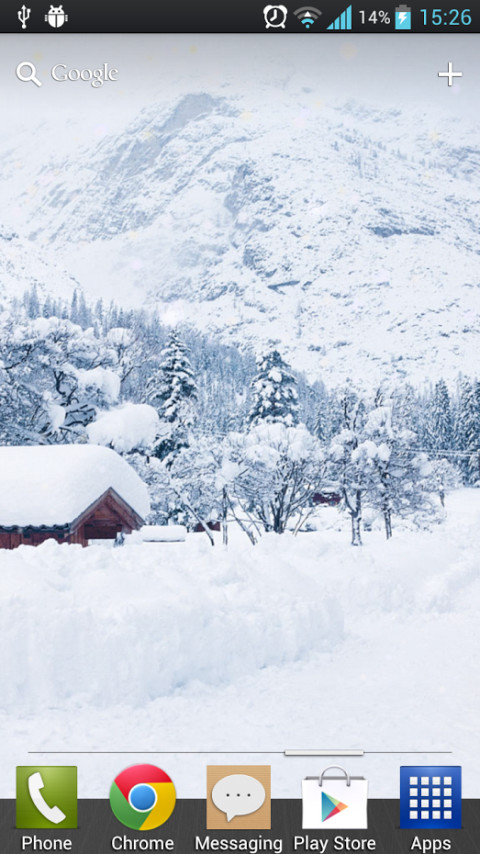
<box><xmin>395</xmin><ymin>4</ymin><xmax>411</xmax><ymax>29</ymax></box>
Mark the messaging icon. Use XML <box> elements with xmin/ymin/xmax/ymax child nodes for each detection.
<box><xmin>206</xmin><ymin>766</ymin><xmax>271</xmax><ymax>830</ymax></box>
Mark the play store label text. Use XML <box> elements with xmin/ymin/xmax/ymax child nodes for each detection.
<box><xmin>293</xmin><ymin>837</ymin><xmax>377</xmax><ymax>852</ymax></box>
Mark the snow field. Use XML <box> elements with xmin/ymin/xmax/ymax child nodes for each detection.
<box><xmin>0</xmin><ymin>532</ymin><xmax>343</xmax><ymax>713</ymax></box>
<box><xmin>0</xmin><ymin>490</ymin><xmax>479</xmax><ymax>797</ymax></box>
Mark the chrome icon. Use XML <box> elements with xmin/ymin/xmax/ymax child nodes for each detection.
<box><xmin>109</xmin><ymin>765</ymin><xmax>176</xmax><ymax>830</ymax></box>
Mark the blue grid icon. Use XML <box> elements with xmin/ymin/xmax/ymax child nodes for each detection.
<box><xmin>400</xmin><ymin>766</ymin><xmax>462</xmax><ymax>829</ymax></box>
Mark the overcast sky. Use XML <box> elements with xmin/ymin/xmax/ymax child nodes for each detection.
<box><xmin>1</xmin><ymin>34</ymin><xmax>478</xmax><ymax>133</ymax></box>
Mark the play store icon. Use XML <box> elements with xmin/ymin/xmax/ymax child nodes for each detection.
<box><xmin>302</xmin><ymin>768</ymin><xmax>368</xmax><ymax>829</ymax></box>
<box><xmin>322</xmin><ymin>791</ymin><xmax>348</xmax><ymax>822</ymax></box>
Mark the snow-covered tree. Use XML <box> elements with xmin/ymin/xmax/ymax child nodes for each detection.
<box><xmin>425</xmin><ymin>458</ymin><xmax>462</xmax><ymax>508</ymax></box>
<box><xmin>247</xmin><ymin>350</ymin><xmax>299</xmax><ymax>428</ymax></box>
<box><xmin>456</xmin><ymin>378</ymin><xmax>480</xmax><ymax>483</ymax></box>
<box><xmin>363</xmin><ymin>400</ymin><xmax>431</xmax><ymax>539</ymax></box>
<box><xmin>329</xmin><ymin>391</ymin><xmax>436</xmax><ymax>544</ymax></box>
<box><xmin>310</xmin><ymin>383</ymin><xmax>334</xmax><ymax>445</ymax></box>
<box><xmin>146</xmin><ymin>330</ymin><xmax>197</xmax><ymax>463</ymax></box>
<box><xmin>330</xmin><ymin>430</ymin><xmax>375</xmax><ymax>547</ymax></box>
<box><xmin>87</xmin><ymin>403</ymin><xmax>160</xmax><ymax>454</ymax></box>
<box><xmin>129</xmin><ymin>454</ymin><xmax>175</xmax><ymax>525</ymax></box>
<box><xmin>0</xmin><ymin>314</ymin><xmax>119</xmax><ymax>444</ymax></box>
<box><xmin>168</xmin><ymin>437</ymin><xmax>224</xmax><ymax>542</ymax></box>
<box><xmin>128</xmin><ymin>438</ymin><xmax>223</xmax><ymax>542</ymax></box>
<box><xmin>328</xmin><ymin>391</ymin><xmax>371</xmax><ymax>546</ymax></box>
<box><xmin>24</xmin><ymin>285</ymin><xmax>40</xmax><ymax>319</ymax></box>
<box><xmin>425</xmin><ymin>379</ymin><xmax>453</xmax><ymax>453</ymax></box>
<box><xmin>225</xmin><ymin>422</ymin><xmax>325</xmax><ymax>535</ymax></box>
<box><xmin>391</xmin><ymin>383</ymin><xmax>419</xmax><ymax>440</ymax></box>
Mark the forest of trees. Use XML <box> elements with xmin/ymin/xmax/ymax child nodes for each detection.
<box><xmin>0</xmin><ymin>285</ymin><xmax>479</xmax><ymax>545</ymax></box>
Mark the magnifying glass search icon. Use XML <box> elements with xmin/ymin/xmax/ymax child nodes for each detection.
<box><xmin>16</xmin><ymin>61</ymin><xmax>42</xmax><ymax>87</ymax></box>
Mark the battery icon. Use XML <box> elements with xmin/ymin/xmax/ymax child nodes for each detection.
<box><xmin>395</xmin><ymin>4</ymin><xmax>411</xmax><ymax>29</ymax></box>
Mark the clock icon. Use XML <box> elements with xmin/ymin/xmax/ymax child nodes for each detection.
<box><xmin>263</xmin><ymin>5</ymin><xmax>288</xmax><ymax>28</ymax></box>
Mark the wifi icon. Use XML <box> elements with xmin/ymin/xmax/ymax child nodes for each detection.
<box><xmin>293</xmin><ymin>6</ymin><xmax>322</xmax><ymax>27</ymax></box>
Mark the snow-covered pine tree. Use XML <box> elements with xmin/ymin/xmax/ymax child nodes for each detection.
<box><xmin>24</xmin><ymin>285</ymin><xmax>40</xmax><ymax>319</ymax></box>
<box><xmin>77</xmin><ymin>292</ymin><xmax>91</xmax><ymax>328</ymax></box>
<box><xmin>456</xmin><ymin>378</ymin><xmax>480</xmax><ymax>483</ymax></box>
<box><xmin>70</xmin><ymin>290</ymin><xmax>79</xmax><ymax>324</ymax></box>
<box><xmin>474</xmin><ymin>379</ymin><xmax>480</xmax><ymax>439</ymax></box>
<box><xmin>315</xmin><ymin>404</ymin><xmax>329</xmax><ymax>444</ymax></box>
<box><xmin>247</xmin><ymin>350</ymin><xmax>299</xmax><ymax>428</ymax></box>
<box><xmin>391</xmin><ymin>383</ymin><xmax>419</xmax><ymax>439</ymax></box>
<box><xmin>146</xmin><ymin>330</ymin><xmax>197</xmax><ymax>462</ymax></box>
<box><xmin>426</xmin><ymin>379</ymin><xmax>454</xmax><ymax>453</ymax></box>
<box><xmin>301</xmin><ymin>380</ymin><xmax>331</xmax><ymax>444</ymax></box>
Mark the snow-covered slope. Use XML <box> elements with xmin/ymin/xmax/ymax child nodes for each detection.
<box><xmin>2</xmin><ymin>91</ymin><xmax>480</xmax><ymax>384</ymax></box>
<box><xmin>0</xmin><ymin>227</ymin><xmax>78</xmax><ymax>307</ymax></box>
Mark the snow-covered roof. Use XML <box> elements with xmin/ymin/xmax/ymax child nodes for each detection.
<box><xmin>0</xmin><ymin>444</ymin><xmax>150</xmax><ymax>527</ymax></box>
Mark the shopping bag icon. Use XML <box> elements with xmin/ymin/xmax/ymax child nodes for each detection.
<box><xmin>302</xmin><ymin>766</ymin><xmax>368</xmax><ymax>829</ymax></box>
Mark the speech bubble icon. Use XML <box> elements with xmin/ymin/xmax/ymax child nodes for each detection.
<box><xmin>212</xmin><ymin>774</ymin><xmax>266</xmax><ymax>822</ymax></box>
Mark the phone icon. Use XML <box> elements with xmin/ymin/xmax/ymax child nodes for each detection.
<box><xmin>16</xmin><ymin>766</ymin><xmax>77</xmax><ymax>829</ymax></box>
<box><xmin>28</xmin><ymin>771</ymin><xmax>66</xmax><ymax>824</ymax></box>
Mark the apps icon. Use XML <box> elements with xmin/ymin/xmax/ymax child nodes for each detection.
<box><xmin>16</xmin><ymin>766</ymin><xmax>77</xmax><ymax>829</ymax></box>
<box><xmin>400</xmin><ymin>766</ymin><xmax>462</xmax><ymax>829</ymax></box>
<box><xmin>109</xmin><ymin>765</ymin><xmax>176</xmax><ymax>831</ymax></box>
<box><xmin>206</xmin><ymin>766</ymin><xmax>271</xmax><ymax>830</ymax></box>
<box><xmin>302</xmin><ymin>766</ymin><xmax>368</xmax><ymax>829</ymax></box>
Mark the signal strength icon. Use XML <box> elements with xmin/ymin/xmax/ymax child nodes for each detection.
<box><xmin>293</xmin><ymin>6</ymin><xmax>322</xmax><ymax>28</ymax></box>
<box><xmin>327</xmin><ymin>3</ymin><xmax>352</xmax><ymax>29</ymax></box>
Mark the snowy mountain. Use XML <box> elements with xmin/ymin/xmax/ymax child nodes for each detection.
<box><xmin>0</xmin><ymin>227</ymin><xmax>78</xmax><ymax>308</ymax></box>
<box><xmin>2</xmin><ymin>91</ymin><xmax>480</xmax><ymax>385</ymax></box>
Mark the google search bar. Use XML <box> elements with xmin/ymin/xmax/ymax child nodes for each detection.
<box><xmin>15</xmin><ymin>61</ymin><xmax>119</xmax><ymax>88</ymax></box>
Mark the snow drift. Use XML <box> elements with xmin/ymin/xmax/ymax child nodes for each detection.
<box><xmin>0</xmin><ymin>533</ymin><xmax>343</xmax><ymax>712</ymax></box>
<box><xmin>0</xmin><ymin>491</ymin><xmax>479</xmax><ymax>798</ymax></box>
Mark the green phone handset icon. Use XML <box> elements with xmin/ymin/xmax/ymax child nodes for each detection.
<box><xmin>16</xmin><ymin>766</ymin><xmax>77</xmax><ymax>829</ymax></box>
<box><xmin>28</xmin><ymin>771</ymin><xmax>66</xmax><ymax>824</ymax></box>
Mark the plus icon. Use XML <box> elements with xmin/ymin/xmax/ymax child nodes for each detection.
<box><xmin>438</xmin><ymin>61</ymin><xmax>463</xmax><ymax>87</ymax></box>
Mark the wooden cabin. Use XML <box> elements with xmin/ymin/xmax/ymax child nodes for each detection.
<box><xmin>193</xmin><ymin>520</ymin><xmax>221</xmax><ymax>533</ymax></box>
<box><xmin>0</xmin><ymin>444</ymin><xmax>149</xmax><ymax>549</ymax></box>
<box><xmin>312</xmin><ymin>490</ymin><xmax>342</xmax><ymax>507</ymax></box>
